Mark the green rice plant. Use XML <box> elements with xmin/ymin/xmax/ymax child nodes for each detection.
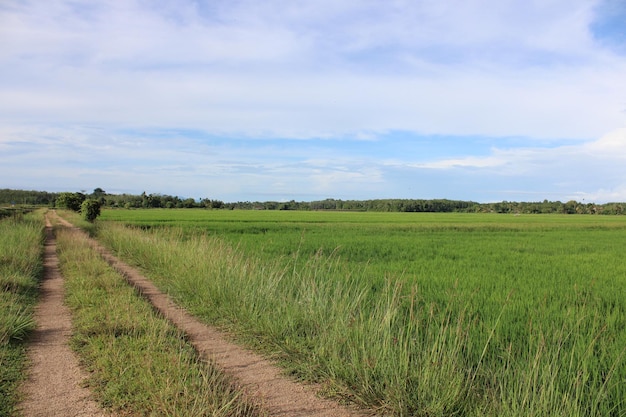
<box><xmin>487</xmin><ymin>310</ymin><xmax>626</xmax><ymax>417</ymax></box>
<box><xmin>0</xmin><ymin>210</ymin><xmax>45</xmax><ymax>416</ymax></box>
<box><xmin>56</xmin><ymin>227</ymin><xmax>263</xmax><ymax>416</ymax></box>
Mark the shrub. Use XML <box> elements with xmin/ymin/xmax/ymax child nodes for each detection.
<box><xmin>56</xmin><ymin>192</ymin><xmax>85</xmax><ymax>212</ymax></box>
<box><xmin>81</xmin><ymin>199</ymin><xmax>101</xmax><ymax>223</ymax></box>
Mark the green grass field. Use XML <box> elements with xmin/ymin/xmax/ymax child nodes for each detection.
<box><xmin>0</xmin><ymin>211</ymin><xmax>44</xmax><ymax>416</ymax></box>
<box><xmin>98</xmin><ymin>209</ymin><xmax>626</xmax><ymax>416</ymax></box>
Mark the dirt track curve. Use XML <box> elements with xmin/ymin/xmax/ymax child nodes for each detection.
<box><xmin>20</xmin><ymin>212</ymin><xmax>370</xmax><ymax>417</ymax></box>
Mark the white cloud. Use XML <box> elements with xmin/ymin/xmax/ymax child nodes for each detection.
<box><xmin>574</xmin><ymin>186</ymin><xmax>626</xmax><ymax>203</ymax></box>
<box><xmin>410</xmin><ymin>155</ymin><xmax>505</xmax><ymax>169</ymax></box>
<box><xmin>2</xmin><ymin>0</ymin><xmax>626</xmax><ymax>202</ymax></box>
<box><xmin>2</xmin><ymin>0</ymin><xmax>625</xmax><ymax>140</ymax></box>
<box><xmin>586</xmin><ymin>128</ymin><xmax>626</xmax><ymax>154</ymax></box>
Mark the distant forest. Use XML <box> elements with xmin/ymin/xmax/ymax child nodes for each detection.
<box><xmin>1</xmin><ymin>188</ymin><xmax>625</xmax><ymax>215</ymax></box>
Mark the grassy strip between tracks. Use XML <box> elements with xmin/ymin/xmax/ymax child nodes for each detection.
<box><xmin>0</xmin><ymin>210</ymin><xmax>44</xmax><ymax>417</ymax></box>
<box><xmin>56</xmin><ymin>226</ymin><xmax>264</xmax><ymax>416</ymax></box>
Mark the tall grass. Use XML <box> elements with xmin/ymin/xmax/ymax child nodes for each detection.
<box><xmin>96</xmin><ymin>213</ymin><xmax>626</xmax><ymax>416</ymax></box>
<box><xmin>0</xmin><ymin>211</ymin><xmax>44</xmax><ymax>416</ymax></box>
<box><xmin>56</xmin><ymin>227</ymin><xmax>263</xmax><ymax>416</ymax></box>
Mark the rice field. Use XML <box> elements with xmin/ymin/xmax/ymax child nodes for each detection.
<box><xmin>98</xmin><ymin>209</ymin><xmax>626</xmax><ymax>416</ymax></box>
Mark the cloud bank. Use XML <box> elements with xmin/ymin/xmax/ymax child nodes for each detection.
<box><xmin>1</xmin><ymin>0</ymin><xmax>625</xmax><ymax>202</ymax></box>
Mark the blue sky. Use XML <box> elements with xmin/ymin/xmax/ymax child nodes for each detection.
<box><xmin>1</xmin><ymin>0</ymin><xmax>626</xmax><ymax>203</ymax></box>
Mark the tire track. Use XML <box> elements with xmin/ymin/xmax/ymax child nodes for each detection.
<box><xmin>19</xmin><ymin>214</ymin><xmax>111</xmax><ymax>417</ymax></box>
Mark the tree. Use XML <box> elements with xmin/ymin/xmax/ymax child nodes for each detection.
<box><xmin>182</xmin><ymin>198</ymin><xmax>196</xmax><ymax>208</ymax></box>
<box><xmin>56</xmin><ymin>192</ymin><xmax>85</xmax><ymax>212</ymax></box>
<box><xmin>90</xmin><ymin>188</ymin><xmax>106</xmax><ymax>204</ymax></box>
<box><xmin>81</xmin><ymin>199</ymin><xmax>101</xmax><ymax>222</ymax></box>
<box><xmin>91</xmin><ymin>188</ymin><xmax>106</xmax><ymax>198</ymax></box>
<box><xmin>213</xmin><ymin>199</ymin><xmax>224</xmax><ymax>209</ymax></box>
<box><xmin>562</xmin><ymin>200</ymin><xmax>578</xmax><ymax>214</ymax></box>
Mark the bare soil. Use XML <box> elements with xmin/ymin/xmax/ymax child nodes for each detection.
<box><xmin>20</xmin><ymin>212</ymin><xmax>370</xmax><ymax>417</ymax></box>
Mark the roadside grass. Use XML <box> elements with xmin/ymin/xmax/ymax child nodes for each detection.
<box><xmin>0</xmin><ymin>210</ymin><xmax>44</xmax><ymax>416</ymax></box>
<box><xmin>54</xmin><ymin>208</ymin><xmax>98</xmax><ymax>234</ymax></box>
<box><xmin>56</xmin><ymin>227</ymin><xmax>264</xmax><ymax>416</ymax></box>
<box><xmin>96</xmin><ymin>210</ymin><xmax>626</xmax><ymax>416</ymax></box>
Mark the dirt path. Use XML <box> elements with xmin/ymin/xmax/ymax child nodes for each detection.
<box><xmin>19</xmin><ymin>214</ymin><xmax>111</xmax><ymax>417</ymax></box>
<box><xmin>36</xmin><ymin>212</ymin><xmax>370</xmax><ymax>417</ymax></box>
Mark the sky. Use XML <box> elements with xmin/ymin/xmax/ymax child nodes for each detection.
<box><xmin>1</xmin><ymin>0</ymin><xmax>626</xmax><ymax>203</ymax></box>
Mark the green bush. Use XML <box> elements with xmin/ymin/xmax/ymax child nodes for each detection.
<box><xmin>81</xmin><ymin>199</ymin><xmax>101</xmax><ymax>223</ymax></box>
<box><xmin>56</xmin><ymin>192</ymin><xmax>85</xmax><ymax>212</ymax></box>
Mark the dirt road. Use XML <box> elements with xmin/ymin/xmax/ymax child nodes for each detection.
<box><xmin>19</xmin><ymin>215</ymin><xmax>110</xmax><ymax>416</ymax></box>
<box><xmin>20</xmin><ymin>212</ymin><xmax>369</xmax><ymax>416</ymax></box>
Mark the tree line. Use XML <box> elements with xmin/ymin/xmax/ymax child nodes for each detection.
<box><xmin>1</xmin><ymin>188</ymin><xmax>625</xmax><ymax>215</ymax></box>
